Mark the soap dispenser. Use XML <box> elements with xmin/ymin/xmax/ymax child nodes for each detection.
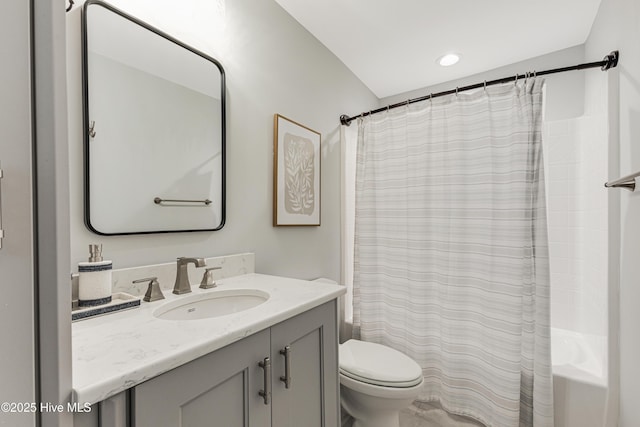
<box><xmin>78</xmin><ymin>244</ymin><xmax>113</xmax><ymax>307</ymax></box>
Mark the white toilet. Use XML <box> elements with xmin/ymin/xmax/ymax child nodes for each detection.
<box><xmin>339</xmin><ymin>339</ymin><xmax>424</xmax><ymax>427</ymax></box>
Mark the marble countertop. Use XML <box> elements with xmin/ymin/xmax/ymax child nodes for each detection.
<box><xmin>72</xmin><ymin>273</ymin><xmax>345</xmax><ymax>405</ymax></box>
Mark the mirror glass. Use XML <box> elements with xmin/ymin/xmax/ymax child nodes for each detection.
<box><xmin>82</xmin><ymin>0</ymin><xmax>225</xmax><ymax>235</ymax></box>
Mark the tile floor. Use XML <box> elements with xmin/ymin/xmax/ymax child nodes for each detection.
<box><xmin>399</xmin><ymin>402</ymin><xmax>485</xmax><ymax>427</ymax></box>
<box><xmin>342</xmin><ymin>401</ymin><xmax>485</xmax><ymax>427</ymax></box>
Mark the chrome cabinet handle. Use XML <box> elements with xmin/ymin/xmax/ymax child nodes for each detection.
<box><xmin>279</xmin><ymin>345</ymin><xmax>292</xmax><ymax>389</ymax></box>
<box><xmin>258</xmin><ymin>357</ymin><xmax>271</xmax><ymax>405</ymax></box>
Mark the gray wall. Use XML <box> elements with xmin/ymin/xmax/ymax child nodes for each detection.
<box><xmin>66</xmin><ymin>0</ymin><xmax>377</xmax><ymax>281</ymax></box>
<box><xmin>584</xmin><ymin>0</ymin><xmax>640</xmax><ymax>425</ymax></box>
<box><xmin>381</xmin><ymin>45</ymin><xmax>586</xmax><ymax>122</ymax></box>
<box><xmin>1</xmin><ymin>1</ymin><xmax>72</xmax><ymax>426</ymax></box>
<box><xmin>0</xmin><ymin>1</ymin><xmax>36</xmax><ymax>425</ymax></box>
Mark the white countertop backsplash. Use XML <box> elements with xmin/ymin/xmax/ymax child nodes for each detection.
<box><xmin>72</xmin><ymin>270</ymin><xmax>345</xmax><ymax>405</ymax></box>
<box><xmin>72</xmin><ymin>252</ymin><xmax>255</xmax><ymax>302</ymax></box>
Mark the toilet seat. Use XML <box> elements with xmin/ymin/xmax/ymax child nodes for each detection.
<box><xmin>339</xmin><ymin>339</ymin><xmax>423</xmax><ymax>388</ymax></box>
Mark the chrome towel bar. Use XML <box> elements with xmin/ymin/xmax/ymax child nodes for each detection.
<box><xmin>604</xmin><ymin>171</ymin><xmax>640</xmax><ymax>192</ymax></box>
<box><xmin>154</xmin><ymin>197</ymin><xmax>212</xmax><ymax>206</ymax></box>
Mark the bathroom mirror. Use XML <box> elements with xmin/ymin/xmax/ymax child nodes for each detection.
<box><xmin>82</xmin><ymin>0</ymin><xmax>225</xmax><ymax>235</ymax></box>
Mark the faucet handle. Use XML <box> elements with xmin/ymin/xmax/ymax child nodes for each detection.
<box><xmin>199</xmin><ymin>267</ymin><xmax>222</xmax><ymax>289</ymax></box>
<box><xmin>133</xmin><ymin>277</ymin><xmax>165</xmax><ymax>302</ymax></box>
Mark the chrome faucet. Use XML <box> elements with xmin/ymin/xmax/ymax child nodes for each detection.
<box><xmin>173</xmin><ymin>257</ymin><xmax>206</xmax><ymax>294</ymax></box>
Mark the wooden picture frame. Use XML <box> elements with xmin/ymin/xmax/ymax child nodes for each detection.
<box><xmin>273</xmin><ymin>114</ymin><xmax>321</xmax><ymax>226</ymax></box>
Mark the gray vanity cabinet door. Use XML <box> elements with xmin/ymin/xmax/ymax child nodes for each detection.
<box><xmin>132</xmin><ymin>329</ymin><xmax>271</xmax><ymax>427</ymax></box>
<box><xmin>270</xmin><ymin>301</ymin><xmax>339</xmax><ymax>427</ymax></box>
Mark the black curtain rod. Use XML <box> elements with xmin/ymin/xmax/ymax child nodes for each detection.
<box><xmin>340</xmin><ymin>50</ymin><xmax>619</xmax><ymax>126</ymax></box>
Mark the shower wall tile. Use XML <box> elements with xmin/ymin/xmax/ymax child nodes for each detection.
<box><xmin>548</xmin><ymin>210</ymin><xmax>568</xmax><ymax>228</ymax></box>
<box><xmin>568</xmin><ymin>260</ymin><xmax>584</xmax><ymax>277</ymax></box>
<box><xmin>578</xmin><ymin>115</ymin><xmax>608</xmax><ymax>337</ymax></box>
<box><xmin>568</xmin><ymin>196</ymin><xmax>581</xmax><ymax>213</ymax></box>
<box><xmin>548</xmin><ymin>185</ymin><xmax>569</xmax><ymax>200</ymax></box>
<box><xmin>548</xmin><ymin>226</ymin><xmax>568</xmax><ymax>243</ymax></box>
<box><xmin>547</xmin><ymin>120</ymin><xmax>569</xmax><ymax>137</ymax></box>
<box><xmin>548</xmin><ymin>165</ymin><xmax>569</xmax><ymax>182</ymax></box>
<box><xmin>551</xmin><ymin>260</ymin><xmax>569</xmax><ymax>275</ymax></box>
<box><xmin>549</xmin><ymin>196</ymin><xmax>569</xmax><ymax>212</ymax></box>
<box><xmin>550</xmin><ymin>242</ymin><xmax>569</xmax><ymax>259</ymax></box>
<box><xmin>550</xmin><ymin>287</ymin><xmax>578</xmax><ymax>331</ymax></box>
<box><xmin>567</xmin><ymin>243</ymin><xmax>583</xmax><ymax>262</ymax></box>
<box><xmin>543</xmin><ymin>116</ymin><xmax>607</xmax><ymax>337</ymax></box>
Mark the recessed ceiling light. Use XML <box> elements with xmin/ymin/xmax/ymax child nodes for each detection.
<box><xmin>438</xmin><ymin>53</ymin><xmax>460</xmax><ymax>67</ymax></box>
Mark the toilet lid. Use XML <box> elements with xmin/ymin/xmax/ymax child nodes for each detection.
<box><xmin>339</xmin><ymin>339</ymin><xmax>423</xmax><ymax>387</ymax></box>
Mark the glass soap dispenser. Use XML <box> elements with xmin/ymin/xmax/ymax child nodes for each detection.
<box><xmin>78</xmin><ymin>244</ymin><xmax>113</xmax><ymax>307</ymax></box>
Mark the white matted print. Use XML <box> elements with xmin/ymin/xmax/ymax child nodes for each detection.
<box><xmin>273</xmin><ymin>114</ymin><xmax>321</xmax><ymax>226</ymax></box>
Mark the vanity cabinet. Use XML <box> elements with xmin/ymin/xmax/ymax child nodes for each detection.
<box><xmin>270</xmin><ymin>302</ymin><xmax>338</xmax><ymax>427</ymax></box>
<box><xmin>132</xmin><ymin>301</ymin><xmax>338</xmax><ymax>427</ymax></box>
<box><xmin>133</xmin><ymin>329</ymin><xmax>271</xmax><ymax>426</ymax></box>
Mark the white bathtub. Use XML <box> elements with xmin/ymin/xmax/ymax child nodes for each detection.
<box><xmin>551</xmin><ymin>328</ymin><xmax>608</xmax><ymax>427</ymax></box>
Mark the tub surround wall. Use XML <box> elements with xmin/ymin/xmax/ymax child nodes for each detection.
<box><xmin>543</xmin><ymin>119</ymin><xmax>582</xmax><ymax>332</ymax></box>
<box><xmin>579</xmin><ymin>114</ymin><xmax>609</xmax><ymax>338</ymax></box>
<box><xmin>542</xmin><ymin>115</ymin><xmax>608</xmax><ymax>337</ymax></box>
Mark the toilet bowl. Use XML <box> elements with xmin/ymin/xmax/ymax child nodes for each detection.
<box><xmin>339</xmin><ymin>339</ymin><xmax>423</xmax><ymax>427</ymax></box>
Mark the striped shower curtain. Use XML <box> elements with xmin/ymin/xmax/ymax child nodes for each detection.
<box><xmin>352</xmin><ymin>79</ymin><xmax>553</xmax><ymax>427</ymax></box>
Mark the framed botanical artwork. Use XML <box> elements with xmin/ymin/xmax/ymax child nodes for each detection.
<box><xmin>273</xmin><ymin>114</ymin><xmax>321</xmax><ymax>226</ymax></box>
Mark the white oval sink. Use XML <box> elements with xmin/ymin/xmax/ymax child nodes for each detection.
<box><xmin>154</xmin><ymin>289</ymin><xmax>270</xmax><ymax>321</ymax></box>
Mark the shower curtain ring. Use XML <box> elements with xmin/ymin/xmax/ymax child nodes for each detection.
<box><xmin>514</xmin><ymin>74</ymin><xmax>518</xmax><ymax>85</ymax></box>
<box><xmin>483</xmin><ymin>80</ymin><xmax>487</xmax><ymax>91</ymax></box>
<box><xmin>533</xmin><ymin>70</ymin><xmax>537</xmax><ymax>78</ymax></box>
<box><xmin>455</xmin><ymin>87</ymin><xmax>459</xmax><ymax>96</ymax></box>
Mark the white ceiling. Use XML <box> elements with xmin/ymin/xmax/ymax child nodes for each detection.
<box><xmin>274</xmin><ymin>0</ymin><xmax>602</xmax><ymax>98</ymax></box>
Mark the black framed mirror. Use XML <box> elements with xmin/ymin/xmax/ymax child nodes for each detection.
<box><xmin>82</xmin><ymin>0</ymin><xmax>225</xmax><ymax>235</ymax></box>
